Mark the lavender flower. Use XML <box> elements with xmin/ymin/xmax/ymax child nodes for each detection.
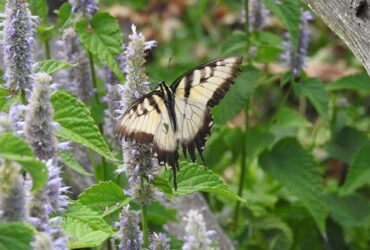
<box><xmin>25</xmin><ymin>73</ymin><xmax>57</xmax><ymax>160</ymax></box>
<box><xmin>115</xmin><ymin>205</ymin><xmax>143</xmax><ymax>250</ymax></box>
<box><xmin>57</xmin><ymin>28</ymin><xmax>94</xmax><ymax>104</ymax></box>
<box><xmin>1</xmin><ymin>0</ymin><xmax>37</xmax><ymax>94</ymax></box>
<box><xmin>0</xmin><ymin>161</ymin><xmax>27</xmax><ymax>222</ymax></box>
<box><xmin>182</xmin><ymin>209</ymin><xmax>219</xmax><ymax>250</ymax></box>
<box><xmin>31</xmin><ymin>232</ymin><xmax>54</xmax><ymax>250</ymax></box>
<box><xmin>69</xmin><ymin>0</ymin><xmax>99</xmax><ymax>20</ymax></box>
<box><xmin>241</xmin><ymin>0</ymin><xmax>270</xmax><ymax>31</ymax></box>
<box><xmin>281</xmin><ymin>10</ymin><xmax>313</xmax><ymax>77</ymax></box>
<box><xmin>117</xmin><ymin>24</ymin><xmax>160</xmax><ymax>205</ymax></box>
<box><xmin>149</xmin><ymin>232</ymin><xmax>170</xmax><ymax>250</ymax></box>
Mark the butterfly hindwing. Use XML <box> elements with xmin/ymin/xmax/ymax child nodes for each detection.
<box><xmin>172</xmin><ymin>56</ymin><xmax>243</xmax><ymax>161</ymax></box>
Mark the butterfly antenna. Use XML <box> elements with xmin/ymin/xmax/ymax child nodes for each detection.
<box><xmin>166</xmin><ymin>57</ymin><xmax>173</xmax><ymax>83</ymax></box>
<box><xmin>147</xmin><ymin>72</ymin><xmax>161</xmax><ymax>89</ymax></box>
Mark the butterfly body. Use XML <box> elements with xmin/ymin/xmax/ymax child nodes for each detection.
<box><xmin>117</xmin><ymin>56</ymin><xmax>243</xmax><ymax>189</ymax></box>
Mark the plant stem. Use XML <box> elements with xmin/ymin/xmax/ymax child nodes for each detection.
<box><xmin>44</xmin><ymin>39</ymin><xmax>51</xmax><ymax>60</ymax></box>
<box><xmin>141</xmin><ymin>204</ymin><xmax>149</xmax><ymax>248</ymax></box>
<box><xmin>244</xmin><ymin>0</ymin><xmax>251</xmax><ymax>64</ymax></box>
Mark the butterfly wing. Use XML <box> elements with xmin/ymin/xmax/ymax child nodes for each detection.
<box><xmin>171</xmin><ymin>56</ymin><xmax>243</xmax><ymax>161</ymax></box>
<box><xmin>116</xmin><ymin>91</ymin><xmax>178</xmax><ymax>169</ymax></box>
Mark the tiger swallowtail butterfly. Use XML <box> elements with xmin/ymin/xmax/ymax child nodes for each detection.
<box><xmin>116</xmin><ymin>56</ymin><xmax>243</xmax><ymax>189</ymax></box>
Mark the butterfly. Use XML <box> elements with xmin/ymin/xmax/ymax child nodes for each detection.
<box><xmin>116</xmin><ymin>56</ymin><xmax>243</xmax><ymax>189</ymax></box>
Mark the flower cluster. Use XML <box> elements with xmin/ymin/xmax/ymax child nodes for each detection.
<box><xmin>1</xmin><ymin>0</ymin><xmax>37</xmax><ymax>94</ymax></box>
<box><xmin>182</xmin><ymin>209</ymin><xmax>219</xmax><ymax>250</ymax></box>
<box><xmin>241</xmin><ymin>0</ymin><xmax>270</xmax><ymax>31</ymax></box>
<box><xmin>115</xmin><ymin>205</ymin><xmax>143</xmax><ymax>250</ymax></box>
<box><xmin>149</xmin><ymin>232</ymin><xmax>171</xmax><ymax>250</ymax></box>
<box><xmin>57</xmin><ymin>28</ymin><xmax>94</xmax><ymax>104</ymax></box>
<box><xmin>69</xmin><ymin>0</ymin><xmax>99</xmax><ymax>20</ymax></box>
<box><xmin>117</xmin><ymin>24</ymin><xmax>161</xmax><ymax>205</ymax></box>
<box><xmin>281</xmin><ymin>10</ymin><xmax>313</xmax><ymax>77</ymax></box>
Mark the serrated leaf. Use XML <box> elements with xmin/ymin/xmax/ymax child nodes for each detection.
<box><xmin>213</xmin><ymin>66</ymin><xmax>260</xmax><ymax>124</ymax></box>
<box><xmin>323</xmin><ymin>194</ymin><xmax>370</xmax><ymax>227</ymax></box>
<box><xmin>246</xmin><ymin>127</ymin><xmax>275</xmax><ymax>160</ymax></box>
<box><xmin>327</xmin><ymin>127</ymin><xmax>369</xmax><ymax>163</ymax></box>
<box><xmin>0</xmin><ymin>222</ymin><xmax>36</xmax><ymax>250</ymax></box>
<box><xmin>59</xmin><ymin>150</ymin><xmax>92</xmax><ymax>176</ymax></box>
<box><xmin>340</xmin><ymin>144</ymin><xmax>370</xmax><ymax>195</ymax></box>
<box><xmin>62</xmin><ymin>217</ymin><xmax>110</xmax><ymax>249</ymax></box>
<box><xmin>153</xmin><ymin>176</ymin><xmax>173</xmax><ymax>198</ymax></box>
<box><xmin>64</xmin><ymin>203</ymin><xmax>114</xmax><ymax>234</ymax></box>
<box><xmin>51</xmin><ymin>91</ymin><xmax>117</xmax><ymax>161</ymax></box>
<box><xmin>29</xmin><ymin>0</ymin><xmax>48</xmax><ymax>19</ymax></box>
<box><xmin>263</xmin><ymin>0</ymin><xmax>301</xmax><ymax>51</ymax></box>
<box><xmin>326</xmin><ymin>73</ymin><xmax>370</xmax><ymax>92</ymax></box>
<box><xmin>77</xmin><ymin>181</ymin><xmax>129</xmax><ymax>215</ymax></box>
<box><xmin>0</xmin><ymin>133</ymin><xmax>48</xmax><ymax>191</ymax></box>
<box><xmin>259</xmin><ymin>138</ymin><xmax>328</xmax><ymax>234</ymax></box>
<box><xmin>75</xmin><ymin>13</ymin><xmax>124</xmax><ymax>81</ymax></box>
<box><xmin>273</xmin><ymin>107</ymin><xmax>311</xmax><ymax>128</ymax></box>
<box><xmin>34</xmin><ymin>60</ymin><xmax>74</xmax><ymax>74</ymax></box>
<box><xmin>294</xmin><ymin>78</ymin><xmax>329</xmax><ymax>122</ymax></box>
<box><xmin>169</xmin><ymin>161</ymin><xmax>245</xmax><ymax>202</ymax></box>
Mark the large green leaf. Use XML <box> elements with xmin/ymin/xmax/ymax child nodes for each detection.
<box><xmin>75</xmin><ymin>13</ymin><xmax>124</xmax><ymax>81</ymax></box>
<box><xmin>34</xmin><ymin>60</ymin><xmax>74</xmax><ymax>74</ymax></box>
<box><xmin>0</xmin><ymin>133</ymin><xmax>48</xmax><ymax>191</ymax></box>
<box><xmin>29</xmin><ymin>0</ymin><xmax>48</xmax><ymax>19</ymax></box>
<box><xmin>221</xmin><ymin>30</ymin><xmax>246</xmax><ymax>56</ymax></box>
<box><xmin>77</xmin><ymin>181</ymin><xmax>129</xmax><ymax>216</ymax></box>
<box><xmin>340</xmin><ymin>144</ymin><xmax>370</xmax><ymax>195</ymax></box>
<box><xmin>0</xmin><ymin>86</ymin><xmax>8</xmax><ymax>111</ymax></box>
<box><xmin>323</xmin><ymin>194</ymin><xmax>370</xmax><ymax>227</ymax></box>
<box><xmin>294</xmin><ymin>78</ymin><xmax>329</xmax><ymax>122</ymax></box>
<box><xmin>0</xmin><ymin>222</ymin><xmax>35</xmax><ymax>250</ymax></box>
<box><xmin>62</xmin><ymin>217</ymin><xmax>110</xmax><ymax>249</ymax></box>
<box><xmin>327</xmin><ymin>126</ymin><xmax>369</xmax><ymax>164</ymax></box>
<box><xmin>259</xmin><ymin>138</ymin><xmax>328</xmax><ymax>233</ymax></box>
<box><xmin>213</xmin><ymin>66</ymin><xmax>260</xmax><ymax>124</ymax></box>
<box><xmin>147</xmin><ymin>202</ymin><xmax>176</xmax><ymax>225</ymax></box>
<box><xmin>59</xmin><ymin>150</ymin><xmax>92</xmax><ymax>176</ymax></box>
<box><xmin>51</xmin><ymin>91</ymin><xmax>117</xmax><ymax>161</ymax></box>
<box><xmin>168</xmin><ymin>161</ymin><xmax>245</xmax><ymax>202</ymax></box>
<box><xmin>326</xmin><ymin>73</ymin><xmax>370</xmax><ymax>92</ymax></box>
<box><xmin>273</xmin><ymin>107</ymin><xmax>311</xmax><ymax>128</ymax></box>
<box><xmin>263</xmin><ymin>0</ymin><xmax>301</xmax><ymax>51</ymax></box>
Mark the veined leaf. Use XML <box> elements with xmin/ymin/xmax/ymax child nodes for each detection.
<box><xmin>55</xmin><ymin>3</ymin><xmax>72</xmax><ymax>29</ymax></box>
<box><xmin>153</xmin><ymin>176</ymin><xmax>173</xmax><ymax>198</ymax></box>
<box><xmin>29</xmin><ymin>0</ymin><xmax>48</xmax><ymax>19</ymax></box>
<box><xmin>340</xmin><ymin>144</ymin><xmax>370</xmax><ymax>195</ymax></box>
<box><xmin>147</xmin><ymin>202</ymin><xmax>176</xmax><ymax>225</ymax></box>
<box><xmin>62</xmin><ymin>217</ymin><xmax>110</xmax><ymax>249</ymax></box>
<box><xmin>273</xmin><ymin>107</ymin><xmax>311</xmax><ymax>128</ymax></box>
<box><xmin>0</xmin><ymin>133</ymin><xmax>48</xmax><ymax>191</ymax></box>
<box><xmin>0</xmin><ymin>86</ymin><xmax>8</xmax><ymax>111</ymax></box>
<box><xmin>59</xmin><ymin>150</ymin><xmax>92</xmax><ymax>176</ymax></box>
<box><xmin>0</xmin><ymin>222</ymin><xmax>36</xmax><ymax>250</ymax></box>
<box><xmin>221</xmin><ymin>30</ymin><xmax>246</xmax><ymax>56</ymax></box>
<box><xmin>326</xmin><ymin>73</ymin><xmax>370</xmax><ymax>92</ymax></box>
<box><xmin>294</xmin><ymin>78</ymin><xmax>329</xmax><ymax>122</ymax></box>
<box><xmin>168</xmin><ymin>161</ymin><xmax>245</xmax><ymax>202</ymax></box>
<box><xmin>246</xmin><ymin>126</ymin><xmax>275</xmax><ymax>160</ymax></box>
<box><xmin>259</xmin><ymin>138</ymin><xmax>328</xmax><ymax>234</ymax></box>
<box><xmin>213</xmin><ymin>66</ymin><xmax>260</xmax><ymax>124</ymax></box>
<box><xmin>263</xmin><ymin>0</ymin><xmax>301</xmax><ymax>51</ymax></box>
<box><xmin>34</xmin><ymin>60</ymin><xmax>74</xmax><ymax>74</ymax></box>
<box><xmin>51</xmin><ymin>91</ymin><xmax>117</xmax><ymax>161</ymax></box>
<box><xmin>75</xmin><ymin>13</ymin><xmax>124</xmax><ymax>81</ymax></box>
<box><xmin>77</xmin><ymin>181</ymin><xmax>129</xmax><ymax>216</ymax></box>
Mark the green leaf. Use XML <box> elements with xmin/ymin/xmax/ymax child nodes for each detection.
<box><xmin>51</xmin><ymin>91</ymin><xmax>117</xmax><ymax>161</ymax></box>
<box><xmin>55</xmin><ymin>3</ymin><xmax>72</xmax><ymax>29</ymax></box>
<box><xmin>0</xmin><ymin>0</ymin><xmax>5</xmax><ymax>13</ymax></box>
<box><xmin>75</xmin><ymin>13</ymin><xmax>124</xmax><ymax>81</ymax></box>
<box><xmin>273</xmin><ymin>107</ymin><xmax>311</xmax><ymax>128</ymax></box>
<box><xmin>169</xmin><ymin>161</ymin><xmax>245</xmax><ymax>202</ymax></box>
<box><xmin>0</xmin><ymin>86</ymin><xmax>8</xmax><ymax>111</ymax></box>
<box><xmin>246</xmin><ymin>127</ymin><xmax>275</xmax><ymax>160</ymax></box>
<box><xmin>147</xmin><ymin>202</ymin><xmax>176</xmax><ymax>225</ymax></box>
<box><xmin>29</xmin><ymin>0</ymin><xmax>49</xmax><ymax>19</ymax></box>
<box><xmin>59</xmin><ymin>150</ymin><xmax>92</xmax><ymax>176</ymax></box>
<box><xmin>326</xmin><ymin>73</ymin><xmax>370</xmax><ymax>92</ymax></box>
<box><xmin>153</xmin><ymin>176</ymin><xmax>173</xmax><ymax>198</ymax></box>
<box><xmin>263</xmin><ymin>0</ymin><xmax>301</xmax><ymax>51</ymax></box>
<box><xmin>0</xmin><ymin>222</ymin><xmax>35</xmax><ymax>250</ymax></box>
<box><xmin>340</xmin><ymin>144</ymin><xmax>370</xmax><ymax>195</ymax></box>
<box><xmin>34</xmin><ymin>60</ymin><xmax>74</xmax><ymax>74</ymax></box>
<box><xmin>77</xmin><ymin>181</ymin><xmax>129</xmax><ymax>216</ymax></box>
<box><xmin>221</xmin><ymin>30</ymin><xmax>246</xmax><ymax>56</ymax></box>
<box><xmin>0</xmin><ymin>133</ymin><xmax>48</xmax><ymax>191</ymax></box>
<box><xmin>63</xmin><ymin>203</ymin><xmax>114</xmax><ymax>234</ymax></box>
<box><xmin>62</xmin><ymin>217</ymin><xmax>110</xmax><ymax>249</ymax></box>
<box><xmin>323</xmin><ymin>194</ymin><xmax>370</xmax><ymax>227</ymax></box>
<box><xmin>327</xmin><ymin>127</ymin><xmax>369</xmax><ymax>163</ymax></box>
<box><xmin>259</xmin><ymin>138</ymin><xmax>328</xmax><ymax>233</ymax></box>
<box><xmin>213</xmin><ymin>66</ymin><xmax>260</xmax><ymax>124</ymax></box>
<box><xmin>294</xmin><ymin>78</ymin><xmax>329</xmax><ymax>122</ymax></box>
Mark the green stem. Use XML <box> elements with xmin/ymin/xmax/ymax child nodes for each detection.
<box><xmin>20</xmin><ymin>89</ymin><xmax>27</xmax><ymax>105</ymax></box>
<box><xmin>244</xmin><ymin>0</ymin><xmax>251</xmax><ymax>64</ymax></box>
<box><xmin>234</xmin><ymin>101</ymin><xmax>250</xmax><ymax>226</ymax></box>
<box><xmin>44</xmin><ymin>39</ymin><xmax>51</xmax><ymax>60</ymax></box>
<box><xmin>141</xmin><ymin>204</ymin><xmax>149</xmax><ymax>248</ymax></box>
